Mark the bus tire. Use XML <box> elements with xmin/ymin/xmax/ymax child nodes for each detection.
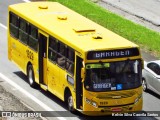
<box><xmin>67</xmin><ymin>92</ymin><xmax>75</xmax><ymax>113</ymax></box>
<box><xmin>27</xmin><ymin>64</ymin><xmax>37</xmax><ymax>88</ymax></box>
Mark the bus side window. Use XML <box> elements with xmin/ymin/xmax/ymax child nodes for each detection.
<box><xmin>57</xmin><ymin>42</ymin><xmax>66</xmax><ymax>68</ymax></box>
<box><xmin>66</xmin><ymin>47</ymin><xmax>75</xmax><ymax>75</ymax></box>
<box><xmin>28</xmin><ymin>25</ymin><xmax>38</xmax><ymax>51</ymax></box>
<box><xmin>19</xmin><ymin>18</ymin><xmax>28</xmax><ymax>44</ymax></box>
<box><xmin>9</xmin><ymin>12</ymin><xmax>19</xmax><ymax>39</ymax></box>
<box><xmin>48</xmin><ymin>37</ymin><xmax>58</xmax><ymax>63</ymax></box>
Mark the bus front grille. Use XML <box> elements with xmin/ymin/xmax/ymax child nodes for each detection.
<box><xmin>97</xmin><ymin>91</ymin><xmax>136</xmax><ymax>99</ymax></box>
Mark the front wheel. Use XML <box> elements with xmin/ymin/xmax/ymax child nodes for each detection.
<box><xmin>27</xmin><ymin>65</ymin><xmax>37</xmax><ymax>88</ymax></box>
<box><xmin>67</xmin><ymin>93</ymin><xmax>75</xmax><ymax>113</ymax></box>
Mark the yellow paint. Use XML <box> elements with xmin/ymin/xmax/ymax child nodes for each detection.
<box><xmin>8</xmin><ymin>2</ymin><xmax>143</xmax><ymax>115</ymax></box>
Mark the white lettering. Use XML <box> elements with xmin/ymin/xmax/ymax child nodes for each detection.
<box><xmin>96</xmin><ymin>53</ymin><xmax>100</xmax><ymax>58</ymax></box>
<box><xmin>101</xmin><ymin>52</ymin><xmax>105</xmax><ymax>57</ymax></box>
<box><xmin>147</xmin><ymin>113</ymin><xmax>158</xmax><ymax>117</ymax></box>
<box><xmin>133</xmin><ymin>113</ymin><xmax>146</xmax><ymax>116</ymax></box>
<box><xmin>120</xmin><ymin>51</ymin><xmax>124</xmax><ymax>56</ymax></box>
<box><xmin>116</xmin><ymin>51</ymin><xmax>119</xmax><ymax>56</ymax></box>
<box><xmin>124</xmin><ymin>113</ymin><xmax>132</xmax><ymax>116</ymax></box>
<box><xmin>110</xmin><ymin>52</ymin><xmax>115</xmax><ymax>56</ymax></box>
<box><xmin>106</xmin><ymin>52</ymin><xmax>110</xmax><ymax>57</ymax></box>
<box><xmin>94</xmin><ymin>50</ymin><xmax>132</xmax><ymax>58</ymax></box>
<box><xmin>126</xmin><ymin>50</ymin><xmax>130</xmax><ymax>55</ymax></box>
<box><xmin>112</xmin><ymin>113</ymin><xmax>123</xmax><ymax>116</ymax></box>
<box><xmin>93</xmin><ymin>83</ymin><xmax>111</xmax><ymax>89</ymax></box>
<box><xmin>93</xmin><ymin>84</ymin><xmax>97</xmax><ymax>88</ymax></box>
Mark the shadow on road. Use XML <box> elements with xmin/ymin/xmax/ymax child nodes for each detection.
<box><xmin>144</xmin><ymin>90</ymin><xmax>160</xmax><ymax>99</ymax></box>
<box><xmin>13</xmin><ymin>71</ymin><xmax>28</xmax><ymax>83</ymax></box>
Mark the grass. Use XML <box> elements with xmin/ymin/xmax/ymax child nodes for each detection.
<box><xmin>49</xmin><ymin>0</ymin><xmax>160</xmax><ymax>58</ymax></box>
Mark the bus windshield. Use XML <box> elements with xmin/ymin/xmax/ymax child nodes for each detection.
<box><xmin>85</xmin><ymin>60</ymin><xmax>142</xmax><ymax>92</ymax></box>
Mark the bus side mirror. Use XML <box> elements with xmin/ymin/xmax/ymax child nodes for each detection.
<box><xmin>134</xmin><ymin>60</ymin><xmax>138</xmax><ymax>74</ymax></box>
<box><xmin>81</xmin><ymin>68</ymin><xmax>85</xmax><ymax>79</ymax></box>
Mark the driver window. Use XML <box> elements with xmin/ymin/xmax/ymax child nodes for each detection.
<box><xmin>154</xmin><ymin>64</ymin><xmax>160</xmax><ymax>75</ymax></box>
<box><xmin>91</xmin><ymin>72</ymin><xmax>98</xmax><ymax>84</ymax></box>
<box><xmin>147</xmin><ymin>63</ymin><xmax>155</xmax><ymax>71</ymax></box>
<box><xmin>147</xmin><ymin>63</ymin><xmax>160</xmax><ymax>75</ymax></box>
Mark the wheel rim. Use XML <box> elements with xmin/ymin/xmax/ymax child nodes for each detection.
<box><xmin>68</xmin><ymin>96</ymin><xmax>73</xmax><ymax>108</ymax></box>
<box><xmin>142</xmin><ymin>80</ymin><xmax>146</xmax><ymax>91</ymax></box>
<box><xmin>29</xmin><ymin>68</ymin><xmax>33</xmax><ymax>85</ymax></box>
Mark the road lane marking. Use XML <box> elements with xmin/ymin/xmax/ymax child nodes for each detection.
<box><xmin>0</xmin><ymin>73</ymin><xmax>53</xmax><ymax>111</ymax></box>
<box><xmin>22</xmin><ymin>0</ymin><xmax>30</xmax><ymax>2</ymax></box>
<box><xmin>0</xmin><ymin>73</ymin><xmax>67</xmax><ymax>120</ymax></box>
<box><xmin>0</xmin><ymin>23</ymin><xmax>7</xmax><ymax>29</ymax></box>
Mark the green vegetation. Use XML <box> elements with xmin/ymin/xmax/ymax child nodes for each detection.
<box><xmin>49</xmin><ymin>0</ymin><xmax>160</xmax><ymax>57</ymax></box>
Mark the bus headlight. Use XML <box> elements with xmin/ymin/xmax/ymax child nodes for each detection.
<box><xmin>85</xmin><ymin>98</ymin><xmax>91</xmax><ymax>104</ymax></box>
<box><xmin>85</xmin><ymin>98</ymin><xmax>98</xmax><ymax>108</ymax></box>
<box><xmin>134</xmin><ymin>94</ymin><xmax>142</xmax><ymax>104</ymax></box>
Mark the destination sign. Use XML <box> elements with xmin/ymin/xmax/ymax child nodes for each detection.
<box><xmin>87</xmin><ymin>48</ymin><xmax>139</xmax><ymax>60</ymax></box>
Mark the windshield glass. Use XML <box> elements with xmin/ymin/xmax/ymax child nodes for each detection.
<box><xmin>85</xmin><ymin>60</ymin><xmax>142</xmax><ymax>92</ymax></box>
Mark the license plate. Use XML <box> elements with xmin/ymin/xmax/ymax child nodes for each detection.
<box><xmin>111</xmin><ymin>107</ymin><xmax>122</xmax><ymax>112</ymax></box>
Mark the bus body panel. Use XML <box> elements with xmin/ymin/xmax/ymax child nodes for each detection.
<box><xmin>8</xmin><ymin>2</ymin><xmax>143</xmax><ymax>115</ymax></box>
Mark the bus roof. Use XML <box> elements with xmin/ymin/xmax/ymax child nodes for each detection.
<box><xmin>9</xmin><ymin>2</ymin><xmax>138</xmax><ymax>52</ymax></box>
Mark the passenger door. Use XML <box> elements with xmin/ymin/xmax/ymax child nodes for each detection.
<box><xmin>146</xmin><ymin>63</ymin><xmax>155</xmax><ymax>89</ymax></box>
<box><xmin>146</xmin><ymin>62</ymin><xmax>160</xmax><ymax>93</ymax></box>
<box><xmin>75</xmin><ymin>56</ymin><xmax>83</xmax><ymax>109</ymax></box>
<box><xmin>38</xmin><ymin>31</ymin><xmax>48</xmax><ymax>86</ymax></box>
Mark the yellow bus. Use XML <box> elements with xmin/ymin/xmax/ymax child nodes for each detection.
<box><xmin>8</xmin><ymin>2</ymin><xmax>143</xmax><ymax>115</ymax></box>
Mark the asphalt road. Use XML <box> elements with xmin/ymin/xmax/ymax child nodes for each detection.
<box><xmin>0</xmin><ymin>0</ymin><xmax>160</xmax><ymax>120</ymax></box>
<box><xmin>101</xmin><ymin>0</ymin><xmax>160</xmax><ymax>26</ymax></box>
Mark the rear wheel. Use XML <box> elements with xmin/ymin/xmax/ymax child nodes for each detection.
<box><xmin>142</xmin><ymin>79</ymin><xmax>148</xmax><ymax>92</ymax></box>
<box><xmin>27</xmin><ymin>65</ymin><xmax>37</xmax><ymax>88</ymax></box>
